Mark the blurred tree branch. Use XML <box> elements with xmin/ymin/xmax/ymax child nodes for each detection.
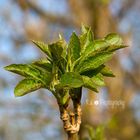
<box><xmin>16</xmin><ymin>0</ymin><xmax>79</xmax><ymax>27</ymax></box>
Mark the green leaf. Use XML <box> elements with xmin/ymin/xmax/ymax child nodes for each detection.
<box><xmin>81</xmin><ymin>25</ymin><xmax>93</xmax><ymax>41</ymax></box>
<box><xmin>32</xmin><ymin>59</ymin><xmax>52</xmax><ymax>72</ymax></box>
<box><xmin>73</xmin><ymin>40</ymin><xmax>109</xmax><ymax>70</ymax></box>
<box><xmin>59</xmin><ymin>89</ymin><xmax>70</xmax><ymax>105</ymax></box>
<box><xmin>68</xmin><ymin>32</ymin><xmax>80</xmax><ymax>62</ymax></box>
<box><xmin>108</xmin><ymin>45</ymin><xmax>128</xmax><ymax>52</ymax></box>
<box><xmin>81</xmin><ymin>24</ymin><xmax>90</xmax><ymax>34</ymax></box>
<box><xmin>75</xmin><ymin>52</ymin><xmax>113</xmax><ymax>73</ymax></box>
<box><xmin>81</xmin><ymin>65</ymin><xmax>105</xmax><ymax>77</ymax></box>
<box><xmin>105</xmin><ymin>33</ymin><xmax>123</xmax><ymax>45</ymax></box>
<box><xmin>59</xmin><ymin>72</ymin><xmax>84</xmax><ymax>88</ymax></box>
<box><xmin>82</xmin><ymin>64</ymin><xmax>115</xmax><ymax>77</ymax></box>
<box><xmin>49</xmin><ymin>39</ymin><xmax>67</xmax><ymax>61</ymax></box>
<box><xmin>82</xmin><ymin>76</ymin><xmax>98</xmax><ymax>92</ymax></box>
<box><xmin>79</xmin><ymin>36</ymin><xmax>127</xmax><ymax>66</ymax></box>
<box><xmin>104</xmin><ymin>33</ymin><xmax>128</xmax><ymax>51</ymax></box>
<box><xmin>92</xmin><ymin>74</ymin><xmax>105</xmax><ymax>86</ymax></box>
<box><xmin>14</xmin><ymin>79</ymin><xmax>43</xmax><ymax>96</ymax></box>
<box><xmin>100</xmin><ymin>65</ymin><xmax>115</xmax><ymax>77</ymax></box>
<box><xmin>59</xmin><ymin>38</ymin><xmax>67</xmax><ymax>59</ymax></box>
<box><xmin>4</xmin><ymin>64</ymin><xmax>32</xmax><ymax>77</ymax></box>
<box><xmin>82</xmin><ymin>40</ymin><xmax>109</xmax><ymax>57</ymax></box>
<box><xmin>4</xmin><ymin>64</ymin><xmax>51</xmax><ymax>85</ymax></box>
<box><xmin>59</xmin><ymin>73</ymin><xmax>99</xmax><ymax>92</ymax></box>
<box><xmin>32</xmin><ymin>40</ymin><xmax>52</xmax><ymax>59</ymax></box>
<box><xmin>49</xmin><ymin>39</ymin><xmax>67</xmax><ymax>73</ymax></box>
<box><xmin>80</xmin><ymin>26</ymin><xmax>94</xmax><ymax>54</ymax></box>
<box><xmin>49</xmin><ymin>43</ymin><xmax>63</xmax><ymax>61</ymax></box>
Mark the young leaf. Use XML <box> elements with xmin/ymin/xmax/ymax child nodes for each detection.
<box><xmin>14</xmin><ymin>79</ymin><xmax>43</xmax><ymax>97</ymax></box>
<box><xmin>108</xmin><ymin>45</ymin><xmax>128</xmax><ymax>52</ymax></box>
<box><xmin>80</xmin><ymin>27</ymin><xmax>93</xmax><ymax>54</ymax></box>
<box><xmin>73</xmin><ymin>40</ymin><xmax>110</xmax><ymax>69</ymax></box>
<box><xmin>91</xmin><ymin>74</ymin><xmax>105</xmax><ymax>86</ymax></box>
<box><xmin>105</xmin><ymin>33</ymin><xmax>123</xmax><ymax>45</ymax></box>
<box><xmin>4</xmin><ymin>64</ymin><xmax>51</xmax><ymax>85</ymax></box>
<box><xmin>81</xmin><ymin>24</ymin><xmax>90</xmax><ymax>34</ymax></box>
<box><xmin>49</xmin><ymin>39</ymin><xmax>67</xmax><ymax>73</ymax></box>
<box><xmin>59</xmin><ymin>72</ymin><xmax>84</xmax><ymax>88</ymax></box>
<box><xmin>100</xmin><ymin>65</ymin><xmax>115</xmax><ymax>77</ymax></box>
<box><xmin>83</xmin><ymin>40</ymin><xmax>109</xmax><ymax>56</ymax></box>
<box><xmin>32</xmin><ymin>59</ymin><xmax>52</xmax><ymax>72</ymax></box>
<box><xmin>75</xmin><ymin>52</ymin><xmax>113</xmax><ymax>73</ymax></box>
<box><xmin>81</xmin><ymin>65</ymin><xmax>105</xmax><ymax>77</ymax></box>
<box><xmin>32</xmin><ymin>40</ymin><xmax>52</xmax><ymax>59</ymax></box>
<box><xmin>49</xmin><ymin>38</ymin><xmax>67</xmax><ymax>62</ymax></box>
<box><xmin>68</xmin><ymin>32</ymin><xmax>80</xmax><ymax>62</ymax></box>
<box><xmin>49</xmin><ymin>43</ymin><xmax>63</xmax><ymax>61</ymax></box>
<box><xmin>82</xmin><ymin>76</ymin><xmax>98</xmax><ymax>92</ymax></box>
<box><xmin>80</xmin><ymin>35</ymin><xmax>127</xmax><ymax>64</ymax></box>
<box><xmin>81</xmin><ymin>25</ymin><xmax>93</xmax><ymax>41</ymax></box>
<box><xmin>4</xmin><ymin>64</ymin><xmax>32</xmax><ymax>77</ymax></box>
<box><xmin>104</xmin><ymin>33</ymin><xmax>128</xmax><ymax>51</ymax></box>
<box><xmin>81</xmin><ymin>64</ymin><xmax>115</xmax><ymax>78</ymax></box>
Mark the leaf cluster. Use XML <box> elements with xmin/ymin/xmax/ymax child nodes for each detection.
<box><xmin>4</xmin><ymin>25</ymin><xmax>127</xmax><ymax>103</ymax></box>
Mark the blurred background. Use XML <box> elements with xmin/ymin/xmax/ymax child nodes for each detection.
<box><xmin>0</xmin><ymin>0</ymin><xmax>140</xmax><ymax>140</ymax></box>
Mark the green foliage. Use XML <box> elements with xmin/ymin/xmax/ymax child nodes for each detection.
<box><xmin>59</xmin><ymin>72</ymin><xmax>84</xmax><ymax>88</ymax></box>
<box><xmin>75</xmin><ymin>52</ymin><xmax>113</xmax><ymax>73</ymax></box>
<box><xmin>14</xmin><ymin>79</ymin><xmax>43</xmax><ymax>96</ymax></box>
<box><xmin>32</xmin><ymin>59</ymin><xmax>52</xmax><ymax>72</ymax></box>
<box><xmin>82</xmin><ymin>76</ymin><xmax>98</xmax><ymax>92</ymax></box>
<box><xmin>80</xmin><ymin>25</ymin><xmax>93</xmax><ymax>54</ymax></box>
<box><xmin>68</xmin><ymin>32</ymin><xmax>80</xmax><ymax>63</ymax></box>
<box><xmin>85</xmin><ymin>125</ymin><xmax>105</xmax><ymax>140</ymax></box>
<box><xmin>32</xmin><ymin>40</ymin><xmax>52</xmax><ymax>60</ymax></box>
<box><xmin>4</xmin><ymin>64</ymin><xmax>51</xmax><ymax>85</ymax></box>
<box><xmin>100</xmin><ymin>65</ymin><xmax>115</xmax><ymax>77</ymax></box>
<box><xmin>4</xmin><ymin>25</ymin><xmax>127</xmax><ymax>102</ymax></box>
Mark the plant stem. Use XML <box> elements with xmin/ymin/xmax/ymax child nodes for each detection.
<box><xmin>58</xmin><ymin>89</ymin><xmax>82</xmax><ymax>140</ymax></box>
<box><xmin>68</xmin><ymin>132</ymin><xmax>78</xmax><ymax>140</ymax></box>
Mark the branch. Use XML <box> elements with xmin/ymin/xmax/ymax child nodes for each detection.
<box><xmin>17</xmin><ymin>0</ymin><xmax>79</xmax><ymax>27</ymax></box>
